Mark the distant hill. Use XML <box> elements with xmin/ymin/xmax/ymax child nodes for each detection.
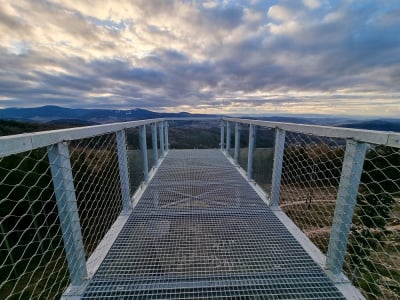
<box><xmin>242</xmin><ymin>115</ymin><xmax>400</xmax><ymax>132</ymax></box>
<box><xmin>0</xmin><ymin>119</ymin><xmax>86</xmax><ymax>136</ymax></box>
<box><xmin>255</xmin><ymin>116</ymin><xmax>315</xmax><ymax>125</ymax></box>
<box><xmin>0</xmin><ymin>106</ymin><xmax>88</xmax><ymax>122</ymax></box>
<box><xmin>1</xmin><ymin>106</ymin><xmax>399</xmax><ymax>133</ymax></box>
<box><xmin>46</xmin><ymin>119</ymin><xmax>99</xmax><ymax>126</ymax></box>
<box><xmin>0</xmin><ymin>106</ymin><xmax>218</xmax><ymax>123</ymax></box>
<box><xmin>338</xmin><ymin>119</ymin><xmax>400</xmax><ymax>132</ymax></box>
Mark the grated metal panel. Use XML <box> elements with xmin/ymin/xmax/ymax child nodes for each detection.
<box><xmin>82</xmin><ymin>150</ymin><xmax>345</xmax><ymax>299</ymax></box>
<box><xmin>136</xmin><ymin>150</ymin><xmax>264</xmax><ymax>211</ymax></box>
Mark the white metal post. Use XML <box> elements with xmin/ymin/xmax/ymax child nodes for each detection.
<box><xmin>159</xmin><ymin>122</ymin><xmax>165</xmax><ymax>157</ymax></box>
<box><xmin>47</xmin><ymin>142</ymin><xmax>87</xmax><ymax>286</ymax></box>
<box><xmin>116</xmin><ymin>130</ymin><xmax>132</xmax><ymax>212</ymax></box>
<box><xmin>247</xmin><ymin>124</ymin><xmax>256</xmax><ymax>180</ymax></box>
<box><xmin>151</xmin><ymin>123</ymin><xmax>159</xmax><ymax>167</ymax></box>
<box><xmin>234</xmin><ymin>123</ymin><xmax>240</xmax><ymax>165</ymax></box>
<box><xmin>220</xmin><ymin>121</ymin><xmax>225</xmax><ymax>150</ymax></box>
<box><xmin>164</xmin><ymin>121</ymin><xmax>169</xmax><ymax>152</ymax></box>
<box><xmin>226</xmin><ymin>121</ymin><xmax>231</xmax><ymax>154</ymax></box>
<box><xmin>139</xmin><ymin>125</ymin><xmax>149</xmax><ymax>181</ymax></box>
<box><xmin>326</xmin><ymin>140</ymin><xmax>367</xmax><ymax>276</ymax></box>
<box><xmin>271</xmin><ymin>129</ymin><xmax>286</xmax><ymax>206</ymax></box>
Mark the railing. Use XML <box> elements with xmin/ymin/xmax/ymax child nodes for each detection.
<box><xmin>0</xmin><ymin>119</ymin><xmax>168</xmax><ymax>299</ymax></box>
<box><xmin>1</xmin><ymin>117</ymin><xmax>399</xmax><ymax>299</ymax></box>
<box><xmin>222</xmin><ymin>117</ymin><xmax>400</xmax><ymax>300</ymax></box>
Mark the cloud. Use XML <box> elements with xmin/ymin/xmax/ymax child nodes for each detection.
<box><xmin>268</xmin><ymin>5</ymin><xmax>294</xmax><ymax>21</ymax></box>
<box><xmin>0</xmin><ymin>0</ymin><xmax>399</xmax><ymax>116</ymax></box>
<box><xmin>303</xmin><ymin>0</ymin><xmax>321</xmax><ymax>10</ymax></box>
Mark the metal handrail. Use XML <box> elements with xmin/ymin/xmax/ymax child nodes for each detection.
<box><xmin>0</xmin><ymin>118</ymin><xmax>165</xmax><ymax>157</ymax></box>
<box><xmin>2</xmin><ymin>117</ymin><xmax>398</xmax><ymax>157</ymax></box>
<box><xmin>223</xmin><ymin>117</ymin><xmax>400</xmax><ymax>148</ymax></box>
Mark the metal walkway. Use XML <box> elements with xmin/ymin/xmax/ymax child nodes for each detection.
<box><xmin>82</xmin><ymin>149</ymin><xmax>345</xmax><ymax>299</ymax></box>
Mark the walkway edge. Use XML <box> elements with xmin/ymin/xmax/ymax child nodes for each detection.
<box><xmin>222</xmin><ymin>149</ymin><xmax>365</xmax><ymax>300</ymax></box>
<box><xmin>61</xmin><ymin>151</ymin><xmax>169</xmax><ymax>299</ymax></box>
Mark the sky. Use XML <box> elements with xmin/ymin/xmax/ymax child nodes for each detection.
<box><xmin>0</xmin><ymin>0</ymin><xmax>400</xmax><ymax>116</ymax></box>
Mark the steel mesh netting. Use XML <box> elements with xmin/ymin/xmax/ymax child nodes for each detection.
<box><xmin>227</xmin><ymin>123</ymin><xmax>235</xmax><ymax>158</ymax></box>
<box><xmin>0</xmin><ymin>148</ymin><xmax>69</xmax><ymax>299</ymax></box>
<box><xmin>146</xmin><ymin>125</ymin><xmax>157</xmax><ymax>171</ymax></box>
<box><xmin>252</xmin><ymin>127</ymin><xmax>275</xmax><ymax>193</ymax></box>
<box><xmin>228</xmin><ymin>125</ymin><xmax>275</xmax><ymax>193</ymax></box>
<box><xmin>69</xmin><ymin>133</ymin><xmax>123</xmax><ymax>259</ymax></box>
<box><xmin>280</xmin><ymin>131</ymin><xmax>345</xmax><ymax>254</ymax></box>
<box><xmin>126</xmin><ymin>127</ymin><xmax>145</xmax><ymax>192</ymax></box>
<box><xmin>82</xmin><ymin>149</ymin><xmax>345</xmax><ymax>299</ymax></box>
<box><xmin>237</xmin><ymin>124</ymin><xmax>249</xmax><ymax>171</ymax></box>
<box><xmin>344</xmin><ymin>145</ymin><xmax>400</xmax><ymax>299</ymax></box>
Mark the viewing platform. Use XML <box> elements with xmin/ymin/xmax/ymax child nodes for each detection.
<box><xmin>82</xmin><ymin>149</ymin><xmax>345</xmax><ymax>299</ymax></box>
<box><xmin>0</xmin><ymin>118</ymin><xmax>399</xmax><ymax>299</ymax></box>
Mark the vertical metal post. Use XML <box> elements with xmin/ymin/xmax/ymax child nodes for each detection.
<box><xmin>116</xmin><ymin>130</ymin><xmax>132</xmax><ymax>212</ymax></box>
<box><xmin>159</xmin><ymin>122</ymin><xmax>165</xmax><ymax>157</ymax></box>
<box><xmin>234</xmin><ymin>123</ymin><xmax>240</xmax><ymax>165</ymax></box>
<box><xmin>220</xmin><ymin>121</ymin><xmax>225</xmax><ymax>150</ymax></box>
<box><xmin>271</xmin><ymin>129</ymin><xmax>286</xmax><ymax>206</ymax></box>
<box><xmin>151</xmin><ymin>123</ymin><xmax>158</xmax><ymax>167</ymax></box>
<box><xmin>139</xmin><ymin>125</ymin><xmax>149</xmax><ymax>181</ymax></box>
<box><xmin>226</xmin><ymin>121</ymin><xmax>231</xmax><ymax>154</ymax></box>
<box><xmin>164</xmin><ymin>121</ymin><xmax>169</xmax><ymax>152</ymax></box>
<box><xmin>247</xmin><ymin>124</ymin><xmax>256</xmax><ymax>180</ymax></box>
<box><xmin>326</xmin><ymin>140</ymin><xmax>367</xmax><ymax>275</ymax></box>
<box><xmin>47</xmin><ymin>142</ymin><xmax>87</xmax><ymax>286</ymax></box>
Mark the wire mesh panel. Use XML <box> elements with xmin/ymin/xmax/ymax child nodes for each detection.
<box><xmin>280</xmin><ymin>131</ymin><xmax>345</xmax><ymax>254</ymax></box>
<box><xmin>253</xmin><ymin>127</ymin><xmax>275</xmax><ymax>194</ymax></box>
<box><xmin>83</xmin><ymin>149</ymin><xmax>344</xmax><ymax>299</ymax></box>
<box><xmin>69</xmin><ymin>133</ymin><xmax>123</xmax><ymax>258</ymax></box>
<box><xmin>0</xmin><ymin>149</ymin><xmax>69</xmax><ymax>299</ymax></box>
<box><xmin>126</xmin><ymin>127</ymin><xmax>144</xmax><ymax>192</ymax></box>
<box><xmin>237</xmin><ymin>124</ymin><xmax>249</xmax><ymax>171</ymax></box>
<box><xmin>0</xmin><ymin>121</ymin><xmax>158</xmax><ymax>299</ymax></box>
<box><xmin>146</xmin><ymin>125</ymin><xmax>157</xmax><ymax>171</ymax></box>
<box><xmin>227</xmin><ymin>122</ymin><xmax>234</xmax><ymax>158</ymax></box>
<box><xmin>344</xmin><ymin>145</ymin><xmax>400</xmax><ymax>299</ymax></box>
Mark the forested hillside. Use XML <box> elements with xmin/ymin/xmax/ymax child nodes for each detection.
<box><xmin>0</xmin><ymin>119</ymin><xmax>79</xmax><ymax>136</ymax></box>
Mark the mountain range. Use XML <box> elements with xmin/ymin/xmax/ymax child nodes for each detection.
<box><xmin>0</xmin><ymin>105</ymin><xmax>399</xmax><ymax>132</ymax></box>
<box><xmin>0</xmin><ymin>106</ymin><xmax>215</xmax><ymax>124</ymax></box>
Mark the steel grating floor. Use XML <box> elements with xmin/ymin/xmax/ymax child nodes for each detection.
<box><xmin>82</xmin><ymin>149</ymin><xmax>345</xmax><ymax>299</ymax></box>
